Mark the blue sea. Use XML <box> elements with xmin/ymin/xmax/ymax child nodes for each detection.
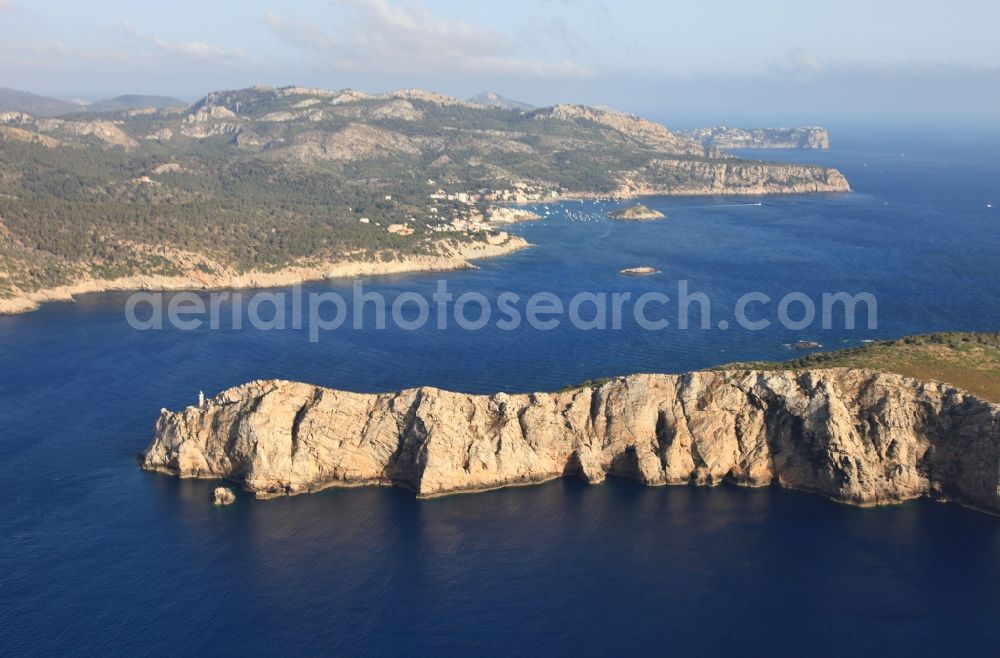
<box><xmin>2</xmin><ymin>127</ymin><xmax>1000</xmax><ymax>655</ymax></box>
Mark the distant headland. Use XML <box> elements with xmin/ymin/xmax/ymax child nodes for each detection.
<box><xmin>680</xmin><ymin>126</ymin><xmax>830</xmax><ymax>150</ymax></box>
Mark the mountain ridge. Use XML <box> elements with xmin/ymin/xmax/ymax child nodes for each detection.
<box><xmin>468</xmin><ymin>91</ymin><xmax>535</xmax><ymax>111</ymax></box>
<box><xmin>0</xmin><ymin>88</ymin><xmax>187</xmax><ymax>116</ymax></box>
<box><xmin>0</xmin><ymin>87</ymin><xmax>84</xmax><ymax>117</ymax></box>
<box><xmin>85</xmin><ymin>94</ymin><xmax>187</xmax><ymax>114</ymax></box>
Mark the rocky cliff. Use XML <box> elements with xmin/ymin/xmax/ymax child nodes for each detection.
<box><xmin>614</xmin><ymin>159</ymin><xmax>849</xmax><ymax>196</ymax></box>
<box><xmin>681</xmin><ymin>126</ymin><xmax>830</xmax><ymax>150</ymax></box>
<box><xmin>142</xmin><ymin>369</ymin><xmax>1000</xmax><ymax>512</ymax></box>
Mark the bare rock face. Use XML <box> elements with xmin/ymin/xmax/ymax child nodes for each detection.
<box><xmin>212</xmin><ymin>487</ymin><xmax>236</xmax><ymax>505</ymax></box>
<box><xmin>142</xmin><ymin>370</ymin><xmax>1000</xmax><ymax>512</ymax></box>
<box><xmin>680</xmin><ymin>127</ymin><xmax>831</xmax><ymax>150</ymax></box>
<box><xmin>28</xmin><ymin>118</ymin><xmax>139</xmax><ymax>149</ymax></box>
<box><xmin>531</xmin><ymin>104</ymin><xmax>707</xmax><ymax>156</ymax></box>
<box><xmin>615</xmin><ymin>159</ymin><xmax>850</xmax><ymax>197</ymax></box>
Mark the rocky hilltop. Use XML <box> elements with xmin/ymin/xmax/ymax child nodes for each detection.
<box><xmin>468</xmin><ymin>91</ymin><xmax>534</xmax><ymax>111</ymax></box>
<box><xmin>142</xmin><ymin>369</ymin><xmax>1000</xmax><ymax>512</ymax></box>
<box><xmin>681</xmin><ymin>126</ymin><xmax>830</xmax><ymax>150</ymax></box>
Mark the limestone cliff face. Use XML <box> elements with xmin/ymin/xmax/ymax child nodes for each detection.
<box><xmin>615</xmin><ymin>159</ymin><xmax>850</xmax><ymax>197</ymax></box>
<box><xmin>681</xmin><ymin>127</ymin><xmax>830</xmax><ymax>150</ymax></box>
<box><xmin>141</xmin><ymin>370</ymin><xmax>1000</xmax><ymax>511</ymax></box>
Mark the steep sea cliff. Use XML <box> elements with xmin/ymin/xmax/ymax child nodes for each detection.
<box><xmin>143</xmin><ymin>369</ymin><xmax>1000</xmax><ymax>512</ymax></box>
<box><xmin>612</xmin><ymin>159</ymin><xmax>849</xmax><ymax>197</ymax></box>
<box><xmin>681</xmin><ymin>127</ymin><xmax>831</xmax><ymax>150</ymax></box>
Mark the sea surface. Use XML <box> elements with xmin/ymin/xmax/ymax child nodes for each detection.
<box><xmin>2</xmin><ymin>128</ymin><xmax>1000</xmax><ymax>655</ymax></box>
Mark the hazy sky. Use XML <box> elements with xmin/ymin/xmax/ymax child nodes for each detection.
<box><xmin>1</xmin><ymin>0</ymin><xmax>998</xmax><ymax>124</ymax></box>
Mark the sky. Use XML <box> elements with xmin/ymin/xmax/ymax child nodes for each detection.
<box><xmin>1</xmin><ymin>0</ymin><xmax>998</xmax><ymax>125</ymax></box>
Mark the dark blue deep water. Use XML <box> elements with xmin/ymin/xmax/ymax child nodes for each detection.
<box><xmin>2</xmin><ymin>129</ymin><xmax>1000</xmax><ymax>655</ymax></box>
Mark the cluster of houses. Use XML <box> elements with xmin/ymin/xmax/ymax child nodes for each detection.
<box><xmin>428</xmin><ymin>182</ymin><xmax>561</xmax><ymax>205</ymax></box>
<box><xmin>358</xmin><ymin>181</ymin><xmax>553</xmax><ymax>239</ymax></box>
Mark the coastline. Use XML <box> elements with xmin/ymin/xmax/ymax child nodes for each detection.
<box><xmin>0</xmin><ymin>174</ymin><xmax>851</xmax><ymax>317</ymax></box>
<box><xmin>0</xmin><ymin>235</ymin><xmax>530</xmax><ymax>316</ymax></box>
<box><xmin>518</xmin><ymin>180</ymin><xmax>850</xmax><ymax>206</ymax></box>
<box><xmin>557</xmin><ymin>186</ymin><xmax>851</xmax><ymax>201</ymax></box>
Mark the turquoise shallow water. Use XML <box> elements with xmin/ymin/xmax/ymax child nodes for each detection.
<box><xmin>1</xmin><ymin>131</ymin><xmax>999</xmax><ymax>655</ymax></box>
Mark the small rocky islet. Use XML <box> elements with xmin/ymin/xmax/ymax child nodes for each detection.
<box><xmin>619</xmin><ymin>266</ymin><xmax>659</xmax><ymax>276</ymax></box>
<box><xmin>607</xmin><ymin>204</ymin><xmax>666</xmax><ymax>221</ymax></box>
<box><xmin>212</xmin><ymin>487</ymin><xmax>236</xmax><ymax>505</ymax></box>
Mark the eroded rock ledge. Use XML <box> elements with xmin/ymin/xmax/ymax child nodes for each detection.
<box><xmin>141</xmin><ymin>369</ymin><xmax>1000</xmax><ymax>512</ymax></box>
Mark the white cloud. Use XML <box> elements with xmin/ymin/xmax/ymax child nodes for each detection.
<box><xmin>150</xmin><ymin>37</ymin><xmax>242</xmax><ymax>62</ymax></box>
<box><xmin>268</xmin><ymin>0</ymin><xmax>589</xmax><ymax>77</ymax></box>
<box><xmin>31</xmin><ymin>40</ymin><xmax>67</xmax><ymax>55</ymax></box>
<box><xmin>766</xmin><ymin>45</ymin><xmax>826</xmax><ymax>83</ymax></box>
<box><xmin>786</xmin><ymin>46</ymin><xmax>824</xmax><ymax>73</ymax></box>
<box><xmin>0</xmin><ymin>0</ymin><xmax>10</xmax><ymax>10</ymax></box>
<box><xmin>120</xmin><ymin>20</ymin><xmax>248</xmax><ymax>65</ymax></box>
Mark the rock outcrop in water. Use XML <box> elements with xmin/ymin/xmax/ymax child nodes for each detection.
<box><xmin>212</xmin><ymin>487</ymin><xmax>236</xmax><ymax>505</ymax></box>
<box><xmin>608</xmin><ymin>205</ymin><xmax>665</xmax><ymax>221</ymax></box>
<box><xmin>142</xmin><ymin>369</ymin><xmax>1000</xmax><ymax>512</ymax></box>
<box><xmin>620</xmin><ymin>266</ymin><xmax>659</xmax><ymax>276</ymax></box>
